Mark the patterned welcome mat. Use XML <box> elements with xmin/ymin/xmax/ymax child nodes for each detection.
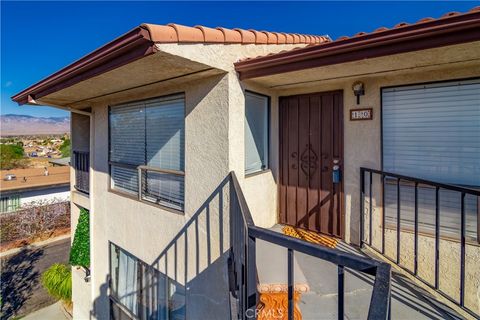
<box><xmin>282</xmin><ymin>225</ymin><xmax>338</xmax><ymax>249</ymax></box>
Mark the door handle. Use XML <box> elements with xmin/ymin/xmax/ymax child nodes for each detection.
<box><xmin>333</xmin><ymin>165</ymin><xmax>341</xmax><ymax>183</ymax></box>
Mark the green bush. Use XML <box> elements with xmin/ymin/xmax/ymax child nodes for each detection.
<box><xmin>59</xmin><ymin>138</ymin><xmax>71</xmax><ymax>157</ymax></box>
<box><xmin>69</xmin><ymin>208</ymin><xmax>90</xmax><ymax>267</ymax></box>
<box><xmin>41</xmin><ymin>264</ymin><xmax>72</xmax><ymax>303</ymax></box>
<box><xmin>0</xmin><ymin>144</ymin><xmax>25</xmax><ymax>169</ymax></box>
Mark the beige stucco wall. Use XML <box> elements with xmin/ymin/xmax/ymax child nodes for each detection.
<box><xmin>262</xmin><ymin>62</ymin><xmax>480</xmax><ymax>245</ymax></box>
<box><xmin>64</xmin><ymin>39</ymin><xmax>480</xmax><ymax>319</ymax></box>
<box><xmin>63</xmin><ymin>42</ymin><xmax>311</xmax><ymax>319</ymax></box>
<box><xmin>86</xmin><ymin>73</ymin><xmax>233</xmax><ymax>319</ymax></box>
<box><xmin>245</xmin><ymin>51</ymin><xmax>480</xmax><ymax>317</ymax></box>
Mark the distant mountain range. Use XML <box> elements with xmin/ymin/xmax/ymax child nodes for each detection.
<box><xmin>0</xmin><ymin>114</ymin><xmax>70</xmax><ymax>136</ymax></box>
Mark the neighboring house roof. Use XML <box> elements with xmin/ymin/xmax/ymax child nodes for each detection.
<box><xmin>48</xmin><ymin>157</ymin><xmax>71</xmax><ymax>166</ymax></box>
<box><xmin>11</xmin><ymin>23</ymin><xmax>329</xmax><ymax>105</ymax></box>
<box><xmin>0</xmin><ymin>166</ymin><xmax>70</xmax><ymax>193</ymax></box>
<box><xmin>235</xmin><ymin>7</ymin><xmax>480</xmax><ymax>79</ymax></box>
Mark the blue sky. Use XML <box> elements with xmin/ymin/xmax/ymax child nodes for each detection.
<box><xmin>1</xmin><ymin>1</ymin><xmax>477</xmax><ymax>117</ymax></box>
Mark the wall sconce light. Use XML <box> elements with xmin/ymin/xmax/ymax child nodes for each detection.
<box><xmin>352</xmin><ymin>81</ymin><xmax>365</xmax><ymax>105</ymax></box>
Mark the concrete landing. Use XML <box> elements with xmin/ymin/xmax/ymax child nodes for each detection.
<box><xmin>255</xmin><ymin>226</ymin><xmax>463</xmax><ymax>320</ymax></box>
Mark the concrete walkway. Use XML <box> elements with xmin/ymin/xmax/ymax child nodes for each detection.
<box><xmin>22</xmin><ymin>302</ymin><xmax>68</xmax><ymax>320</ymax></box>
<box><xmin>256</xmin><ymin>226</ymin><xmax>464</xmax><ymax>320</ymax></box>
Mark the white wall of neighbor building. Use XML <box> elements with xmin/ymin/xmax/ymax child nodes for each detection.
<box><xmin>19</xmin><ymin>186</ymin><xmax>70</xmax><ymax>205</ymax></box>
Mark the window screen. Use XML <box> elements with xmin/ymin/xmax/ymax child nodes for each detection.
<box><xmin>382</xmin><ymin>79</ymin><xmax>480</xmax><ymax>187</ymax></box>
<box><xmin>245</xmin><ymin>92</ymin><xmax>269</xmax><ymax>174</ymax></box>
<box><xmin>109</xmin><ymin>94</ymin><xmax>185</xmax><ymax>210</ymax></box>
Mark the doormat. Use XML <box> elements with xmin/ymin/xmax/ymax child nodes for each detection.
<box><xmin>282</xmin><ymin>226</ymin><xmax>338</xmax><ymax>249</ymax></box>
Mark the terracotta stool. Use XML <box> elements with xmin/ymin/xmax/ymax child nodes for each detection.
<box><xmin>256</xmin><ymin>283</ymin><xmax>309</xmax><ymax>320</ymax></box>
<box><xmin>255</xmin><ymin>240</ymin><xmax>310</xmax><ymax>320</ymax></box>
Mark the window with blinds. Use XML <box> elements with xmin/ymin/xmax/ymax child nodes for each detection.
<box><xmin>109</xmin><ymin>94</ymin><xmax>185</xmax><ymax>211</ymax></box>
<box><xmin>382</xmin><ymin>79</ymin><xmax>480</xmax><ymax>187</ymax></box>
<box><xmin>245</xmin><ymin>92</ymin><xmax>269</xmax><ymax>175</ymax></box>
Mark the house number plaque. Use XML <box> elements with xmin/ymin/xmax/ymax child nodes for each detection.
<box><xmin>350</xmin><ymin>108</ymin><xmax>373</xmax><ymax>121</ymax></box>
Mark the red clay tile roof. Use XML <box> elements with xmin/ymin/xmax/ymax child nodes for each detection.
<box><xmin>142</xmin><ymin>23</ymin><xmax>329</xmax><ymax>45</ymax></box>
<box><xmin>330</xmin><ymin>6</ymin><xmax>479</xmax><ymax>42</ymax></box>
<box><xmin>11</xmin><ymin>23</ymin><xmax>328</xmax><ymax>105</ymax></box>
<box><xmin>235</xmin><ymin>6</ymin><xmax>480</xmax><ymax>79</ymax></box>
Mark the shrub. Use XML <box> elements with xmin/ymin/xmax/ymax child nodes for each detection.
<box><xmin>0</xmin><ymin>144</ymin><xmax>25</xmax><ymax>169</ymax></box>
<box><xmin>59</xmin><ymin>138</ymin><xmax>71</xmax><ymax>157</ymax></box>
<box><xmin>69</xmin><ymin>208</ymin><xmax>90</xmax><ymax>267</ymax></box>
<box><xmin>41</xmin><ymin>263</ymin><xmax>72</xmax><ymax>303</ymax></box>
<box><xmin>0</xmin><ymin>201</ymin><xmax>70</xmax><ymax>244</ymax></box>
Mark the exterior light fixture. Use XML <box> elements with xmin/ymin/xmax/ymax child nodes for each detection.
<box><xmin>352</xmin><ymin>81</ymin><xmax>365</xmax><ymax>105</ymax></box>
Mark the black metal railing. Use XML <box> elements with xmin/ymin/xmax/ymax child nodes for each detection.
<box><xmin>360</xmin><ymin>167</ymin><xmax>480</xmax><ymax>318</ymax></box>
<box><xmin>138</xmin><ymin>165</ymin><xmax>185</xmax><ymax>211</ymax></box>
<box><xmin>229</xmin><ymin>171</ymin><xmax>391</xmax><ymax>320</ymax></box>
<box><xmin>73</xmin><ymin>150</ymin><xmax>89</xmax><ymax>194</ymax></box>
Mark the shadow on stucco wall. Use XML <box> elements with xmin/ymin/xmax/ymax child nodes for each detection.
<box><xmin>148</xmin><ymin>175</ymin><xmax>231</xmax><ymax>319</ymax></box>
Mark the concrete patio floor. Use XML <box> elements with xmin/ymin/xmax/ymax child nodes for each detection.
<box><xmin>256</xmin><ymin>226</ymin><xmax>464</xmax><ymax>320</ymax></box>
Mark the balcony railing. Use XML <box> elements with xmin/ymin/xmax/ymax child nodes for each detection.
<box><xmin>73</xmin><ymin>150</ymin><xmax>89</xmax><ymax>194</ymax></box>
<box><xmin>138</xmin><ymin>165</ymin><xmax>185</xmax><ymax>211</ymax></box>
<box><xmin>229</xmin><ymin>171</ymin><xmax>391</xmax><ymax>320</ymax></box>
<box><xmin>360</xmin><ymin>167</ymin><xmax>480</xmax><ymax>318</ymax></box>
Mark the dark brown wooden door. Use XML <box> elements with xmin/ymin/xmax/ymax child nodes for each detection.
<box><xmin>279</xmin><ymin>91</ymin><xmax>344</xmax><ymax>238</ymax></box>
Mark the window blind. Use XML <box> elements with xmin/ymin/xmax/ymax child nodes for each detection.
<box><xmin>109</xmin><ymin>94</ymin><xmax>185</xmax><ymax>209</ymax></box>
<box><xmin>245</xmin><ymin>92</ymin><xmax>269</xmax><ymax>174</ymax></box>
<box><xmin>382</xmin><ymin>79</ymin><xmax>480</xmax><ymax>186</ymax></box>
<box><xmin>110</xmin><ymin>243</ymin><xmax>186</xmax><ymax>320</ymax></box>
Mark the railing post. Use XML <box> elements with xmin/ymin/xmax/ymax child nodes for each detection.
<box><xmin>369</xmin><ymin>171</ymin><xmax>373</xmax><ymax>247</ymax></box>
<box><xmin>435</xmin><ymin>186</ymin><xmax>440</xmax><ymax>289</ymax></box>
<box><xmin>414</xmin><ymin>182</ymin><xmax>418</xmax><ymax>276</ymax></box>
<box><xmin>287</xmin><ymin>248</ymin><xmax>294</xmax><ymax>320</ymax></box>
<box><xmin>246</xmin><ymin>234</ymin><xmax>257</xmax><ymax>312</ymax></box>
<box><xmin>360</xmin><ymin>168</ymin><xmax>365</xmax><ymax>247</ymax></box>
<box><xmin>381</xmin><ymin>174</ymin><xmax>385</xmax><ymax>255</ymax></box>
<box><xmin>138</xmin><ymin>167</ymin><xmax>142</xmax><ymax>201</ymax></box>
<box><xmin>338</xmin><ymin>265</ymin><xmax>345</xmax><ymax>320</ymax></box>
<box><xmin>460</xmin><ymin>192</ymin><xmax>465</xmax><ymax>307</ymax></box>
<box><xmin>396</xmin><ymin>178</ymin><xmax>400</xmax><ymax>265</ymax></box>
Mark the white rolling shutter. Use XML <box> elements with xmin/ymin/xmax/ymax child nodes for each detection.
<box><xmin>382</xmin><ymin>79</ymin><xmax>480</xmax><ymax>187</ymax></box>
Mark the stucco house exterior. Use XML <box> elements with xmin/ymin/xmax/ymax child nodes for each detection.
<box><xmin>12</xmin><ymin>7</ymin><xmax>480</xmax><ymax>320</ymax></box>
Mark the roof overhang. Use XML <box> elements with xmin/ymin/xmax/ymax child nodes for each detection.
<box><xmin>235</xmin><ymin>10</ymin><xmax>480</xmax><ymax>80</ymax></box>
<box><xmin>12</xmin><ymin>26</ymin><xmax>155</xmax><ymax>105</ymax></box>
<box><xmin>12</xmin><ymin>22</ymin><xmax>328</xmax><ymax>107</ymax></box>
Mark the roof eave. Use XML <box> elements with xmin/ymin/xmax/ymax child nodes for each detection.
<box><xmin>11</xmin><ymin>26</ymin><xmax>155</xmax><ymax>106</ymax></box>
<box><xmin>235</xmin><ymin>11</ymin><xmax>480</xmax><ymax>80</ymax></box>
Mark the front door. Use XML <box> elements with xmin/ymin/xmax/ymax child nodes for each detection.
<box><xmin>279</xmin><ymin>91</ymin><xmax>344</xmax><ymax>238</ymax></box>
